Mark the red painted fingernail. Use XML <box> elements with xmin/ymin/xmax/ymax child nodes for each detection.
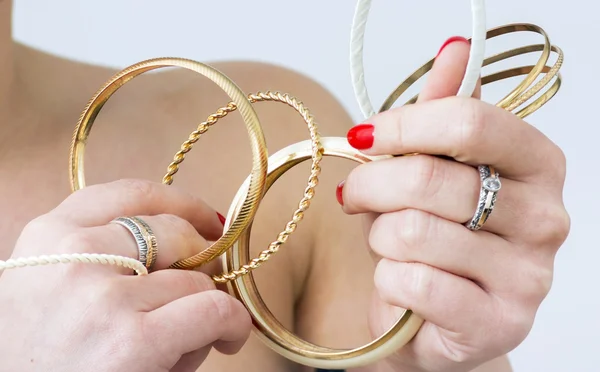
<box><xmin>336</xmin><ymin>180</ymin><xmax>345</xmax><ymax>206</ymax></box>
<box><xmin>347</xmin><ymin>124</ymin><xmax>374</xmax><ymax>150</ymax></box>
<box><xmin>436</xmin><ymin>36</ymin><xmax>470</xmax><ymax>57</ymax></box>
<box><xmin>217</xmin><ymin>212</ymin><xmax>226</xmax><ymax>226</ymax></box>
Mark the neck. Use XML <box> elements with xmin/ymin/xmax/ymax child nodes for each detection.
<box><xmin>0</xmin><ymin>1</ymin><xmax>13</xmax><ymax>136</ymax></box>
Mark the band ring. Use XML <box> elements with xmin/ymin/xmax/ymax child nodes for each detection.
<box><xmin>465</xmin><ymin>165</ymin><xmax>501</xmax><ymax>231</ymax></box>
<box><xmin>111</xmin><ymin>216</ymin><xmax>158</xmax><ymax>270</ymax></box>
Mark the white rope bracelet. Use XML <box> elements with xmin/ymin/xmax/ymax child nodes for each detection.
<box><xmin>350</xmin><ymin>0</ymin><xmax>487</xmax><ymax>118</ymax></box>
<box><xmin>0</xmin><ymin>254</ymin><xmax>148</xmax><ymax>276</ymax></box>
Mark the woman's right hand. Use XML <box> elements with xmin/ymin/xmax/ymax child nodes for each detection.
<box><xmin>0</xmin><ymin>179</ymin><xmax>251</xmax><ymax>372</ymax></box>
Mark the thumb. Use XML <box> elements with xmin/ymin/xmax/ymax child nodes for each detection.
<box><xmin>418</xmin><ymin>36</ymin><xmax>482</xmax><ymax>102</ymax></box>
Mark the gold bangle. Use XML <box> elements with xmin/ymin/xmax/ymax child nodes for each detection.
<box><xmin>162</xmin><ymin>91</ymin><xmax>326</xmax><ymax>279</ymax></box>
<box><xmin>380</xmin><ymin>23</ymin><xmax>563</xmax><ymax>118</ymax></box>
<box><xmin>68</xmin><ymin>57</ymin><xmax>269</xmax><ymax>268</ymax></box>
<box><xmin>224</xmin><ymin>136</ymin><xmax>423</xmax><ymax>369</ymax></box>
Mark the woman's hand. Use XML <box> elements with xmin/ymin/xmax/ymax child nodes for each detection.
<box><xmin>338</xmin><ymin>38</ymin><xmax>570</xmax><ymax>371</ymax></box>
<box><xmin>0</xmin><ymin>179</ymin><xmax>251</xmax><ymax>372</ymax></box>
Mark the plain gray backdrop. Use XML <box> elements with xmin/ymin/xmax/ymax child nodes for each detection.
<box><xmin>12</xmin><ymin>1</ymin><xmax>598</xmax><ymax>371</ymax></box>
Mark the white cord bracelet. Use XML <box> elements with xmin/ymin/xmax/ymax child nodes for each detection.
<box><xmin>0</xmin><ymin>254</ymin><xmax>148</xmax><ymax>275</ymax></box>
<box><xmin>350</xmin><ymin>0</ymin><xmax>487</xmax><ymax>118</ymax></box>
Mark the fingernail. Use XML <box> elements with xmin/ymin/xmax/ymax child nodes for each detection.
<box><xmin>217</xmin><ymin>212</ymin><xmax>226</xmax><ymax>226</ymax></box>
<box><xmin>347</xmin><ymin>124</ymin><xmax>374</xmax><ymax>150</ymax></box>
<box><xmin>436</xmin><ymin>36</ymin><xmax>470</xmax><ymax>57</ymax></box>
<box><xmin>336</xmin><ymin>180</ymin><xmax>345</xmax><ymax>206</ymax></box>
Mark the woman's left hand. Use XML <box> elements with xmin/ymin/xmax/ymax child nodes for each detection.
<box><xmin>337</xmin><ymin>38</ymin><xmax>570</xmax><ymax>372</ymax></box>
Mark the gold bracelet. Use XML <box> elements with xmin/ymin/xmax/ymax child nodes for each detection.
<box><xmin>163</xmin><ymin>91</ymin><xmax>326</xmax><ymax>279</ymax></box>
<box><xmin>69</xmin><ymin>57</ymin><xmax>269</xmax><ymax>268</ymax></box>
<box><xmin>380</xmin><ymin>23</ymin><xmax>563</xmax><ymax>118</ymax></box>
<box><xmin>224</xmin><ymin>137</ymin><xmax>423</xmax><ymax>369</ymax></box>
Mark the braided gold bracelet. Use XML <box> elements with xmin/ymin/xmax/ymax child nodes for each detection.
<box><xmin>162</xmin><ymin>91</ymin><xmax>325</xmax><ymax>280</ymax></box>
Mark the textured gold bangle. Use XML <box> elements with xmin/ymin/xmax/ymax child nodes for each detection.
<box><xmin>380</xmin><ymin>23</ymin><xmax>563</xmax><ymax>118</ymax></box>
<box><xmin>162</xmin><ymin>91</ymin><xmax>325</xmax><ymax>279</ymax></box>
<box><xmin>224</xmin><ymin>136</ymin><xmax>423</xmax><ymax>369</ymax></box>
<box><xmin>69</xmin><ymin>57</ymin><xmax>269</xmax><ymax>268</ymax></box>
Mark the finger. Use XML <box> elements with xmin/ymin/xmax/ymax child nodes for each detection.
<box><xmin>144</xmin><ymin>290</ymin><xmax>251</xmax><ymax>358</ymax></box>
<box><xmin>419</xmin><ymin>36</ymin><xmax>477</xmax><ymax>102</ymax></box>
<box><xmin>368</xmin><ymin>209</ymin><xmax>552</xmax><ymax>300</ymax></box>
<box><xmin>55</xmin><ymin>179</ymin><xmax>224</xmax><ymax>241</ymax></box>
<box><xmin>339</xmin><ymin>154</ymin><xmax>544</xmax><ymax>237</ymax></box>
<box><xmin>346</xmin><ymin>98</ymin><xmax>565</xmax><ymax>183</ymax></box>
<box><xmin>62</xmin><ymin>214</ymin><xmax>213</xmax><ymax>274</ymax></box>
<box><xmin>121</xmin><ymin>270</ymin><xmax>216</xmax><ymax>310</ymax></box>
<box><xmin>373</xmin><ymin>259</ymin><xmax>491</xmax><ymax>334</ymax></box>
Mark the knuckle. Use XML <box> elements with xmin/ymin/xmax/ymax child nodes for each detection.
<box><xmin>547</xmin><ymin>143</ymin><xmax>568</xmax><ymax>181</ymax></box>
<box><xmin>457</xmin><ymin>99</ymin><xmax>487</xmax><ymax>151</ymax></box>
<box><xmin>159</xmin><ymin>214</ymin><xmax>194</xmax><ymax>235</ymax></box>
<box><xmin>179</xmin><ymin>271</ymin><xmax>216</xmax><ymax>294</ymax></box>
<box><xmin>116</xmin><ymin>178</ymin><xmax>158</xmax><ymax>200</ymax></box>
<box><xmin>496</xmin><ymin>306</ymin><xmax>533</xmax><ymax>349</ymax></box>
<box><xmin>393</xmin><ymin>209</ymin><xmax>433</xmax><ymax>254</ymax></box>
<box><xmin>407</xmin><ymin>156</ymin><xmax>445</xmax><ymax>200</ymax></box>
<box><xmin>407</xmin><ymin>263</ymin><xmax>436</xmax><ymax>305</ymax></box>
<box><xmin>529</xmin><ymin>202</ymin><xmax>571</xmax><ymax>247</ymax></box>
<box><xmin>204</xmin><ymin>290</ymin><xmax>237</xmax><ymax>323</ymax></box>
<box><xmin>374</xmin><ymin>260</ymin><xmax>435</xmax><ymax>308</ymax></box>
<box><xmin>58</xmin><ymin>230</ymin><xmax>98</xmax><ymax>254</ymax></box>
<box><xmin>21</xmin><ymin>215</ymin><xmax>54</xmax><ymax>236</ymax></box>
<box><xmin>519</xmin><ymin>263</ymin><xmax>554</xmax><ymax>302</ymax></box>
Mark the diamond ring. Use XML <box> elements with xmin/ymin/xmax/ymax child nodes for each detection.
<box><xmin>465</xmin><ymin>165</ymin><xmax>502</xmax><ymax>230</ymax></box>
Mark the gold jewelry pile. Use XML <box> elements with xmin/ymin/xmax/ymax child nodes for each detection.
<box><xmin>68</xmin><ymin>23</ymin><xmax>563</xmax><ymax>369</ymax></box>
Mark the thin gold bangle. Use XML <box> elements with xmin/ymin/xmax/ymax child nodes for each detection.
<box><xmin>68</xmin><ymin>57</ymin><xmax>269</xmax><ymax>268</ymax></box>
<box><xmin>224</xmin><ymin>137</ymin><xmax>423</xmax><ymax>370</ymax></box>
<box><xmin>161</xmin><ymin>91</ymin><xmax>326</xmax><ymax>279</ymax></box>
<box><xmin>380</xmin><ymin>23</ymin><xmax>562</xmax><ymax>118</ymax></box>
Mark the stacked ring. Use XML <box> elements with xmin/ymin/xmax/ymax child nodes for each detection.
<box><xmin>465</xmin><ymin>166</ymin><xmax>502</xmax><ymax>231</ymax></box>
<box><xmin>111</xmin><ymin>216</ymin><xmax>158</xmax><ymax>270</ymax></box>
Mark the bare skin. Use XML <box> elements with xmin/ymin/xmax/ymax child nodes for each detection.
<box><xmin>0</xmin><ymin>2</ymin><xmax>525</xmax><ymax>371</ymax></box>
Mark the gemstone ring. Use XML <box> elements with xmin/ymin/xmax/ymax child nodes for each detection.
<box><xmin>465</xmin><ymin>165</ymin><xmax>502</xmax><ymax>231</ymax></box>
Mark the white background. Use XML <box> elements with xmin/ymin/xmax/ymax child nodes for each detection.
<box><xmin>12</xmin><ymin>1</ymin><xmax>598</xmax><ymax>371</ymax></box>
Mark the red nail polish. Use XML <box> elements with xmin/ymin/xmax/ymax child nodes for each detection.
<box><xmin>347</xmin><ymin>124</ymin><xmax>374</xmax><ymax>150</ymax></box>
<box><xmin>336</xmin><ymin>180</ymin><xmax>345</xmax><ymax>206</ymax></box>
<box><xmin>217</xmin><ymin>212</ymin><xmax>226</xmax><ymax>226</ymax></box>
<box><xmin>436</xmin><ymin>36</ymin><xmax>470</xmax><ymax>57</ymax></box>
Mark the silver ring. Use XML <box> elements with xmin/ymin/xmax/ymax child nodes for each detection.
<box><xmin>111</xmin><ymin>216</ymin><xmax>158</xmax><ymax>270</ymax></box>
<box><xmin>465</xmin><ymin>165</ymin><xmax>501</xmax><ymax>231</ymax></box>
